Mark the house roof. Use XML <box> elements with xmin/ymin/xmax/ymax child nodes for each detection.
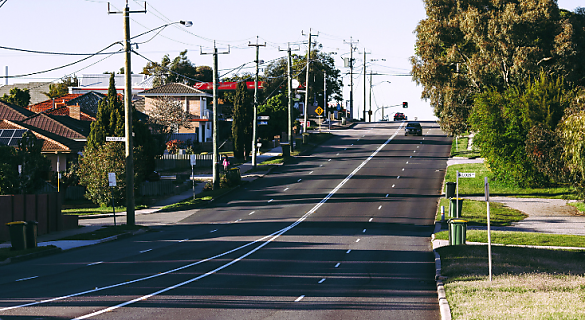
<box><xmin>44</xmin><ymin>105</ymin><xmax>96</xmax><ymax>121</ymax></box>
<box><xmin>138</xmin><ymin>83</ymin><xmax>212</xmax><ymax>97</ymax></box>
<box><xmin>20</xmin><ymin>113</ymin><xmax>89</xmax><ymax>140</ymax></box>
<box><xmin>64</xmin><ymin>91</ymin><xmax>105</xmax><ymax>117</ymax></box>
<box><xmin>28</xmin><ymin>94</ymin><xmax>83</xmax><ymax>113</ymax></box>
<box><xmin>0</xmin><ymin>120</ymin><xmax>84</xmax><ymax>153</ymax></box>
<box><xmin>0</xmin><ymin>100</ymin><xmax>36</xmax><ymax>121</ymax></box>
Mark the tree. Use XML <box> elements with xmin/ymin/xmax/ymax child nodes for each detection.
<box><xmin>142</xmin><ymin>50</ymin><xmax>212</xmax><ymax>87</ymax></box>
<box><xmin>232</xmin><ymin>81</ymin><xmax>254</xmax><ymax>160</ymax></box>
<box><xmin>86</xmin><ymin>73</ymin><xmax>124</xmax><ymax>151</ymax></box>
<box><xmin>470</xmin><ymin>73</ymin><xmax>571</xmax><ymax>187</ymax></box>
<box><xmin>0</xmin><ymin>145</ymin><xmax>19</xmax><ymax>194</ymax></box>
<box><xmin>78</xmin><ymin>142</ymin><xmax>126</xmax><ymax>206</ymax></box>
<box><xmin>0</xmin><ymin>87</ymin><xmax>30</xmax><ymax>108</ymax></box>
<box><xmin>43</xmin><ymin>76</ymin><xmax>78</xmax><ymax>99</ymax></box>
<box><xmin>16</xmin><ymin>132</ymin><xmax>51</xmax><ymax>193</ymax></box>
<box><xmin>263</xmin><ymin>48</ymin><xmax>343</xmax><ymax>114</ymax></box>
<box><xmin>146</xmin><ymin>96</ymin><xmax>192</xmax><ymax>138</ymax></box>
<box><xmin>411</xmin><ymin>0</ymin><xmax>585</xmax><ymax>135</ymax></box>
<box><xmin>258</xmin><ymin>93</ymin><xmax>299</xmax><ymax>140</ymax></box>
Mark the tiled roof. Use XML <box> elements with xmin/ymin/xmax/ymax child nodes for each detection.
<box><xmin>20</xmin><ymin>113</ymin><xmax>88</xmax><ymax>140</ymax></box>
<box><xmin>0</xmin><ymin>101</ymin><xmax>36</xmax><ymax>121</ymax></box>
<box><xmin>138</xmin><ymin>83</ymin><xmax>212</xmax><ymax>97</ymax></box>
<box><xmin>28</xmin><ymin>94</ymin><xmax>82</xmax><ymax>113</ymax></box>
<box><xmin>65</xmin><ymin>91</ymin><xmax>105</xmax><ymax>117</ymax></box>
<box><xmin>0</xmin><ymin>120</ymin><xmax>83</xmax><ymax>153</ymax></box>
<box><xmin>45</xmin><ymin>106</ymin><xmax>95</xmax><ymax>121</ymax></box>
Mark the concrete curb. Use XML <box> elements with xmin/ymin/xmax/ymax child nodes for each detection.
<box><xmin>0</xmin><ymin>246</ymin><xmax>62</xmax><ymax>265</ymax></box>
<box><xmin>434</xmin><ymin>249</ymin><xmax>452</xmax><ymax>320</ymax></box>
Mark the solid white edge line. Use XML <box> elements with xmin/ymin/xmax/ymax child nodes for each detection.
<box><xmin>8</xmin><ymin>123</ymin><xmax>407</xmax><ymax>317</ymax></box>
<box><xmin>15</xmin><ymin>276</ymin><xmax>38</xmax><ymax>282</ymax></box>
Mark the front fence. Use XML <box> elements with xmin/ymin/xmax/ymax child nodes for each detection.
<box><xmin>155</xmin><ymin>153</ymin><xmax>213</xmax><ymax>171</ymax></box>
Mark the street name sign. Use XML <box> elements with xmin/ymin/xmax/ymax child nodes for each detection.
<box><xmin>458</xmin><ymin>172</ymin><xmax>475</xmax><ymax>178</ymax></box>
<box><xmin>106</xmin><ymin>137</ymin><xmax>126</xmax><ymax>142</ymax></box>
<box><xmin>257</xmin><ymin>116</ymin><xmax>270</xmax><ymax>120</ymax></box>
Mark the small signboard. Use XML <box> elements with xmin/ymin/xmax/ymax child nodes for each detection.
<box><xmin>190</xmin><ymin>154</ymin><xmax>196</xmax><ymax>166</ymax></box>
<box><xmin>257</xmin><ymin>115</ymin><xmax>270</xmax><ymax>120</ymax></box>
<box><xmin>458</xmin><ymin>172</ymin><xmax>476</xmax><ymax>178</ymax></box>
<box><xmin>259</xmin><ymin>121</ymin><xmax>268</xmax><ymax>125</ymax></box>
<box><xmin>108</xmin><ymin>172</ymin><xmax>117</xmax><ymax>187</ymax></box>
<box><xmin>106</xmin><ymin>137</ymin><xmax>126</xmax><ymax>142</ymax></box>
<box><xmin>315</xmin><ymin>106</ymin><xmax>324</xmax><ymax>115</ymax></box>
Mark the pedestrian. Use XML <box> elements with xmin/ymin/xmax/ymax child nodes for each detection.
<box><xmin>222</xmin><ymin>156</ymin><xmax>230</xmax><ymax>172</ymax></box>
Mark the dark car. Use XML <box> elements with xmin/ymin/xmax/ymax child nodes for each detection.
<box><xmin>405</xmin><ymin>121</ymin><xmax>422</xmax><ymax>136</ymax></box>
<box><xmin>394</xmin><ymin>112</ymin><xmax>407</xmax><ymax>121</ymax></box>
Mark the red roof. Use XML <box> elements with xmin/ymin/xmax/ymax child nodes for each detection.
<box><xmin>45</xmin><ymin>105</ymin><xmax>95</xmax><ymax>121</ymax></box>
<box><xmin>28</xmin><ymin>94</ymin><xmax>82</xmax><ymax>113</ymax></box>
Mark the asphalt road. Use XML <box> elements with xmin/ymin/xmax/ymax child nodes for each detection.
<box><xmin>0</xmin><ymin>121</ymin><xmax>451</xmax><ymax>319</ymax></box>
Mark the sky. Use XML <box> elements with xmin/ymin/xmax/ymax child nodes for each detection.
<box><xmin>0</xmin><ymin>0</ymin><xmax>583</xmax><ymax>121</ymax></box>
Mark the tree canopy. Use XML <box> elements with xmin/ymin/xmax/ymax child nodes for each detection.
<box><xmin>411</xmin><ymin>0</ymin><xmax>585</xmax><ymax>135</ymax></box>
<box><xmin>86</xmin><ymin>73</ymin><xmax>124</xmax><ymax>151</ymax></box>
<box><xmin>231</xmin><ymin>81</ymin><xmax>254</xmax><ymax>160</ymax></box>
<box><xmin>0</xmin><ymin>87</ymin><xmax>30</xmax><ymax>108</ymax></box>
<box><xmin>43</xmin><ymin>76</ymin><xmax>78</xmax><ymax>99</ymax></box>
<box><xmin>142</xmin><ymin>50</ymin><xmax>212</xmax><ymax>87</ymax></box>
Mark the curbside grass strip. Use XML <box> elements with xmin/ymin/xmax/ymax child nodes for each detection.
<box><xmin>434</xmin><ymin>249</ymin><xmax>452</xmax><ymax>320</ymax></box>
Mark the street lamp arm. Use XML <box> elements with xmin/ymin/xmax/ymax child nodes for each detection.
<box><xmin>130</xmin><ymin>20</ymin><xmax>192</xmax><ymax>40</ymax></box>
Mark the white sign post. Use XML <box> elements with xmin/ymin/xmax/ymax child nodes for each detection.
<box><xmin>190</xmin><ymin>155</ymin><xmax>196</xmax><ymax>200</ymax></box>
<box><xmin>108</xmin><ymin>172</ymin><xmax>117</xmax><ymax>226</ymax></box>
<box><xmin>456</xmin><ymin>172</ymin><xmax>476</xmax><ymax>218</ymax></box>
<box><xmin>485</xmin><ymin>177</ymin><xmax>492</xmax><ymax>282</ymax></box>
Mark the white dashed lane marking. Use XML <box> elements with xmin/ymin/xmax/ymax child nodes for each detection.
<box><xmin>249</xmin><ymin>211</ymin><xmax>255</xmax><ymax>215</ymax></box>
<box><xmin>139</xmin><ymin>249</ymin><xmax>152</xmax><ymax>254</ymax></box>
<box><xmin>369</xmin><ymin>218</ymin><xmax>373</xmax><ymax>222</ymax></box>
<box><xmin>295</xmin><ymin>295</ymin><xmax>305</xmax><ymax>302</ymax></box>
<box><xmin>87</xmin><ymin>261</ymin><xmax>103</xmax><ymax>266</ymax></box>
<box><xmin>318</xmin><ymin>278</ymin><xmax>326</xmax><ymax>284</ymax></box>
<box><xmin>363</xmin><ymin>229</ymin><xmax>366</xmax><ymax>233</ymax></box>
<box><xmin>346</xmin><ymin>249</ymin><xmax>351</xmax><ymax>254</ymax></box>
<box><xmin>335</xmin><ymin>263</ymin><xmax>341</xmax><ymax>268</ymax></box>
<box><xmin>297</xmin><ymin>179</ymin><xmax>302</xmax><ymax>182</ymax></box>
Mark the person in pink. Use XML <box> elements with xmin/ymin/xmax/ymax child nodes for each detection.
<box><xmin>222</xmin><ymin>156</ymin><xmax>230</xmax><ymax>172</ymax></box>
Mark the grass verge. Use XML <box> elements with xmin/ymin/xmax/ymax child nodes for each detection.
<box><xmin>435</xmin><ymin>230</ymin><xmax>585</xmax><ymax>248</ymax></box>
<box><xmin>63</xmin><ymin>204</ymin><xmax>148</xmax><ymax>215</ymax></box>
<box><xmin>451</xmin><ymin>135</ymin><xmax>481</xmax><ymax>158</ymax></box>
<box><xmin>0</xmin><ymin>245</ymin><xmax>58</xmax><ymax>262</ymax></box>
<box><xmin>436</xmin><ymin>198</ymin><xmax>527</xmax><ymax>226</ymax></box>
<box><xmin>437</xmin><ymin>245</ymin><xmax>585</xmax><ymax>319</ymax></box>
<box><xmin>445</xmin><ymin>163</ymin><xmax>576</xmax><ymax>199</ymax></box>
<box><xmin>58</xmin><ymin>224</ymin><xmax>147</xmax><ymax>241</ymax></box>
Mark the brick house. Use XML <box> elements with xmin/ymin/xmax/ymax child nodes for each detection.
<box><xmin>138</xmin><ymin>83</ymin><xmax>213</xmax><ymax>143</ymax></box>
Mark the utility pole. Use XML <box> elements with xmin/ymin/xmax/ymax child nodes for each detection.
<box><xmin>249</xmin><ymin>37</ymin><xmax>266</xmax><ymax>168</ymax></box>
<box><xmin>108</xmin><ymin>1</ymin><xmax>146</xmax><ymax>226</ymax></box>
<box><xmin>324</xmin><ymin>70</ymin><xmax>327</xmax><ymax>129</ymax></box>
<box><xmin>302</xmin><ymin>29</ymin><xmax>318</xmax><ymax>143</ymax></box>
<box><xmin>361</xmin><ymin>49</ymin><xmax>372</xmax><ymax>122</ymax></box>
<box><xmin>369</xmin><ymin>71</ymin><xmax>373</xmax><ymax>122</ymax></box>
<box><xmin>279</xmin><ymin>43</ymin><xmax>300</xmax><ymax>152</ymax></box>
<box><xmin>201</xmin><ymin>41</ymin><xmax>230</xmax><ymax>189</ymax></box>
<box><xmin>344</xmin><ymin>37</ymin><xmax>358</xmax><ymax>120</ymax></box>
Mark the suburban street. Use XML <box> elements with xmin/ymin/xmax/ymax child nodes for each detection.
<box><xmin>0</xmin><ymin>122</ymin><xmax>452</xmax><ymax>319</ymax></box>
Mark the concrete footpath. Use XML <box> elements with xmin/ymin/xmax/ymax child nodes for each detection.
<box><xmin>0</xmin><ymin>146</ymin><xmax>284</xmax><ymax>252</ymax></box>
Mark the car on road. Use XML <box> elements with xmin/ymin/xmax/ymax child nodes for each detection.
<box><xmin>394</xmin><ymin>112</ymin><xmax>407</xmax><ymax>121</ymax></box>
<box><xmin>405</xmin><ymin>121</ymin><xmax>422</xmax><ymax>136</ymax></box>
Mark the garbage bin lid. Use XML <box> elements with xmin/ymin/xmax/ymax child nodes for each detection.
<box><xmin>6</xmin><ymin>221</ymin><xmax>26</xmax><ymax>225</ymax></box>
<box><xmin>450</xmin><ymin>219</ymin><xmax>468</xmax><ymax>223</ymax></box>
<box><xmin>450</xmin><ymin>197</ymin><xmax>465</xmax><ymax>200</ymax></box>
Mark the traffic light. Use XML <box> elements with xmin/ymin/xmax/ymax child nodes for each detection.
<box><xmin>402</xmin><ymin>101</ymin><xmax>408</xmax><ymax>108</ymax></box>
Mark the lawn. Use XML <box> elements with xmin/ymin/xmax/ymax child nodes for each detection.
<box><xmin>62</xmin><ymin>204</ymin><xmax>148</xmax><ymax>215</ymax></box>
<box><xmin>437</xmin><ymin>245</ymin><xmax>585</xmax><ymax>320</ymax></box>
<box><xmin>445</xmin><ymin>162</ymin><xmax>576</xmax><ymax>199</ymax></box>
<box><xmin>435</xmin><ymin>229</ymin><xmax>585</xmax><ymax>248</ymax></box>
<box><xmin>436</xmin><ymin>197</ymin><xmax>527</xmax><ymax>226</ymax></box>
<box><xmin>450</xmin><ymin>135</ymin><xmax>481</xmax><ymax>158</ymax></box>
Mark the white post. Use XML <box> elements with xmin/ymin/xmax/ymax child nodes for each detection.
<box><xmin>485</xmin><ymin>176</ymin><xmax>492</xmax><ymax>282</ymax></box>
<box><xmin>456</xmin><ymin>170</ymin><xmax>459</xmax><ymax>218</ymax></box>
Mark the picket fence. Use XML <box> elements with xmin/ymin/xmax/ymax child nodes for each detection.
<box><xmin>155</xmin><ymin>153</ymin><xmax>213</xmax><ymax>171</ymax></box>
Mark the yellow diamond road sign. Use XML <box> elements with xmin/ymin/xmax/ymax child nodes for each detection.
<box><xmin>315</xmin><ymin>106</ymin><xmax>324</xmax><ymax>115</ymax></box>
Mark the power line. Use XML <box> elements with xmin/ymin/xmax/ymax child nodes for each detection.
<box><xmin>0</xmin><ymin>43</ymin><xmax>123</xmax><ymax>78</ymax></box>
<box><xmin>0</xmin><ymin>45</ymin><xmax>123</xmax><ymax>56</ymax></box>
